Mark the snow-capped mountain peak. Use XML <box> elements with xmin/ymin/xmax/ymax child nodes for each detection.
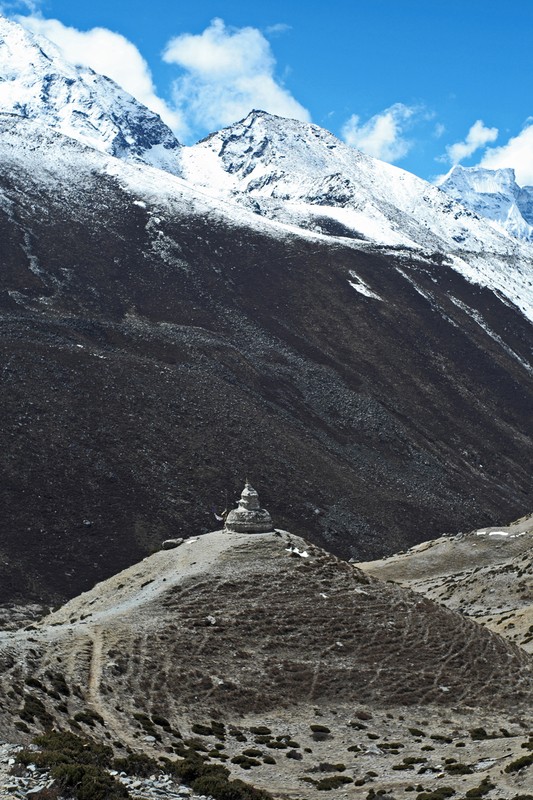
<box><xmin>438</xmin><ymin>164</ymin><xmax>533</xmax><ymax>242</ymax></box>
<box><xmin>181</xmin><ymin>109</ymin><xmax>515</xmax><ymax>252</ymax></box>
<box><xmin>178</xmin><ymin>110</ymin><xmax>533</xmax><ymax>321</ymax></box>
<box><xmin>0</xmin><ymin>14</ymin><xmax>182</xmax><ymax>174</ymax></box>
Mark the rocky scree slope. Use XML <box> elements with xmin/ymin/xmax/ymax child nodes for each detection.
<box><xmin>0</xmin><ymin>531</ymin><xmax>531</xmax><ymax>799</ymax></box>
<box><xmin>357</xmin><ymin>513</ymin><xmax>533</xmax><ymax>653</ymax></box>
<box><xmin>0</xmin><ymin>14</ymin><xmax>181</xmax><ymax>174</ymax></box>
<box><xmin>439</xmin><ymin>165</ymin><xmax>533</xmax><ymax>242</ymax></box>
<box><xmin>1</xmin><ymin>115</ymin><xmax>533</xmax><ymax>605</ymax></box>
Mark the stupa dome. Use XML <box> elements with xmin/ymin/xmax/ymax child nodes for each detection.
<box><xmin>225</xmin><ymin>481</ymin><xmax>274</xmax><ymax>534</ymax></box>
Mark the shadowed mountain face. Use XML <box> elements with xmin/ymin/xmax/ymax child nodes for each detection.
<box><xmin>0</xmin><ymin>116</ymin><xmax>533</xmax><ymax>604</ymax></box>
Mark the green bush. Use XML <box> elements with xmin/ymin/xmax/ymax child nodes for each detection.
<box><xmin>151</xmin><ymin>715</ymin><xmax>171</xmax><ymax>730</ymax></box>
<box><xmin>445</xmin><ymin>762</ymin><xmax>473</xmax><ymax>775</ymax></box>
<box><xmin>16</xmin><ymin>732</ymin><xmax>125</xmax><ymax>800</ymax></box>
<box><xmin>505</xmin><ymin>754</ymin><xmax>533</xmax><ymax>773</ymax></box>
<box><xmin>19</xmin><ymin>694</ymin><xmax>54</xmax><ymax>728</ymax></box>
<box><xmin>415</xmin><ymin>789</ymin><xmax>455</xmax><ymax>800</ymax></box>
<box><xmin>52</xmin><ymin>764</ymin><xmax>128</xmax><ymax>800</ymax></box>
<box><xmin>192</xmin><ymin>723</ymin><xmax>214</xmax><ymax>736</ymax></box>
<box><xmin>113</xmin><ymin>752</ymin><xmax>160</xmax><ymax>777</ymax></box>
<box><xmin>465</xmin><ymin>778</ymin><xmax>495</xmax><ymax>798</ymax></box>
<box><xmin>46</xmin><ymin>671</ymin><xmax>70</xmax><ymax>697</ymax></box>
<box><xmin>191</xmin><ymin>774</ymin><xmax>272</xmax><ymax>799</ymax></box>
<box><xmin>286</xmin><ymin>750</ymin><xmax>302</xmax><ymax>760</ymax></box>
<box><xmin>316</xmin><ymin>775</ymin><xmax>352</xmax><ymax>790</ymax></box>
<box><xmin>319</xmin><ymin>762</ymin><xmax>346</xmax><ymax>772</ymax></box>
<box><xmin>469</xmin><ymin>727</ymin><xmax>489</xmax><ymax>740</ymax></box>
<box><xmin>73</xmin><ymin>709</ymin><xmax>105</xmax><ymax>727</ymax></box>
<box><xmin>20</xmin><ymin>731</ymin><xmax>113</xmax><ymax>768</ymax></box>
<box><xmin>231</xmin><ymin>755</ymin><xmax>261</xmax><ymax>769</ymax></box>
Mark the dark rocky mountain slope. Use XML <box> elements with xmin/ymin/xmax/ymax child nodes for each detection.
<box><xmin>0</xmin><ymin>115</ymin><xmax>532</xmax><ymax>605</ymax></box>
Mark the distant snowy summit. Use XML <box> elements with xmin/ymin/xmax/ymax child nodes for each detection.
<box><xmin>0</xmin><ymin>15</ymin><xmax>181</xmax><ymax>174</ymax></box>
<box><xmin>438</xmin><ymin>165</ymin><xmax>533</xmax><ymax>242</ymax></box>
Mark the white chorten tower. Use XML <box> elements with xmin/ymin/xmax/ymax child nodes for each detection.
<box><xmin>224</xmin><ymin>481</ymin><xmax>274</xmax><ymax>534</ymax></box>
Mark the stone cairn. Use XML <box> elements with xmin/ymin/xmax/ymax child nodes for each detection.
<box><xmin>224</xmin><ymin>481</ymin><xmax>274</xmax><ymax>533</ymax></box>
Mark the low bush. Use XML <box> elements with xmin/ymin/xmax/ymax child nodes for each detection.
<box><xmin>231</xmin><ymin>754</ymin><xmax>261</xmax><ymax>769</ymax></box>
<box><xmin>19</xmin><ymin>694</ymin><xmax>54</xmax><ymax>728</ymax></box>
<box><xmin>319</xmin><ymin>762</ymin><xmax>346</xmax><ymax>772</ymax></box>
<box><xmin>192</xmin><ymin>723</ymin><xmax>214</xmax><ymax>736</ymax></box>
<box><xmin>286</xmin><ymin>749</ymin><xmax>302</xmax><ymax>760</ymax></box>
<box><xmin>113</xmin><ymin>752</ymin><xmax>160</xmax><ymax>777</ymax></box>
<box><xmin>445</xmin><ymin>762</ymin><xmax>473</xmax><ymax>775</ymax></box>
<box><xmin>465</xmin><ymin>778</ymin><xmax>495</xmax><ymax>798</ymax></box>
<box><xmin>415</xmin><ymin>789</ymin><xmax>455</xmax><ymax>800</ymax></box>
<box><xmin>52</xmin><ymin>763</ymin><xmax>128</xmax><ymax>800</ymax></box>
<box><xmin>315</xmin><ymin>775</ymin><xmax>352</xmax><ymax>790</ymax></box>
<box><xmin>505</xmin><ymin>754</ymin><xmax>533</xmax><ymax>773</ymax></box>
<box><xmin>16</xmin><ymin>732</ymin><xmax>125</xmax><ymax>800</ymax></box>
<box><xmin>73</xmin><ymin>709</ymin><xmax>104</xmax><ymax>727</ymax></box>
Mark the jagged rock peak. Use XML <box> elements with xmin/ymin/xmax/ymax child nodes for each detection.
<box><xmin>0</xmin><ymin>14</ymin><xmax>182</xmax><ymax>174</ymax></box>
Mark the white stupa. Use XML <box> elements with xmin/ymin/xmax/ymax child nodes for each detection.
<box><xmin>224</xmin><ymin>481</ymin><xmax>274</xmax><ymax>534</ymax></box>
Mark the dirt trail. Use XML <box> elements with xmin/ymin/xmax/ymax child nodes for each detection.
<box><xmin>85</xmin><ymin>626</ymin><xmax>140</xmax><ymax>751</ymax></box>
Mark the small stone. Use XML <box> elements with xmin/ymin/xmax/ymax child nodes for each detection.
<box><xmin>162</xmin><ymin>538</ymin><xmax>184</xmax><ymax>550</ymax></box>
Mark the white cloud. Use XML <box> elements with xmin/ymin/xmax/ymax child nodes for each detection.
<box><xmin>341</xmin><ymin>103</ymin><xmax>419</xmax><ymax>162</ymax></box>
<box><xmin>162</xmin><ymin>18</ymin><xmax>310</xmax><ymax>132</ymax></box>
<box><xmin>445</xmin><ymin>119</ymin><xmax>498</xmax><ymax>164</ymax></box>
<box><xmin>16</xmin><ymin>15</ymin><xmax>186</xmax><ymax>138</ymax></box>
<box><xmin>479</xmin><ymin>122</ymin><xmax>533</xmax><ymax>186</ymax></box>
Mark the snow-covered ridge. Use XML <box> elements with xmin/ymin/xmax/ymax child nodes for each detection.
<box><xmin>179</xmin><ymin>111</ymin><xmax>533</xmax><ymax>321</ymax></box>
<box><xmin>439</xmin><ymin>165</ymin><xmax>533</xmax><ymax>242</ymax></box>
<box><xmin>0</xmin><ymin>15</ymin><xmax>182</xmax><ymax>174</ymax></box>
<box><xmin>179</xmin><ymin>111</ymin><xmax>518</xmax><ymax>254</ymax></box>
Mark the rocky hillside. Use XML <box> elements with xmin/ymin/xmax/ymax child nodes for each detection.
<box><xmin>357</xmin><ymin>513</ymin><xmax>533</xmax><ymax>653</ymax></box>
<box><xmin>0</xmin><ymin>113</ymin><xmax>533</xmax><ymax>605</ymax></box>
<box><xmin>0</xmin><ymin>528</ymin><xmax>531</xmax><ymax>798</ymax></box>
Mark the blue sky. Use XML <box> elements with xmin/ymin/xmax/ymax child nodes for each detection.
<box><xmin>4</xmin><ymin>0</ymin><xmax>533</xmax><ymax>184</ymax></box>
